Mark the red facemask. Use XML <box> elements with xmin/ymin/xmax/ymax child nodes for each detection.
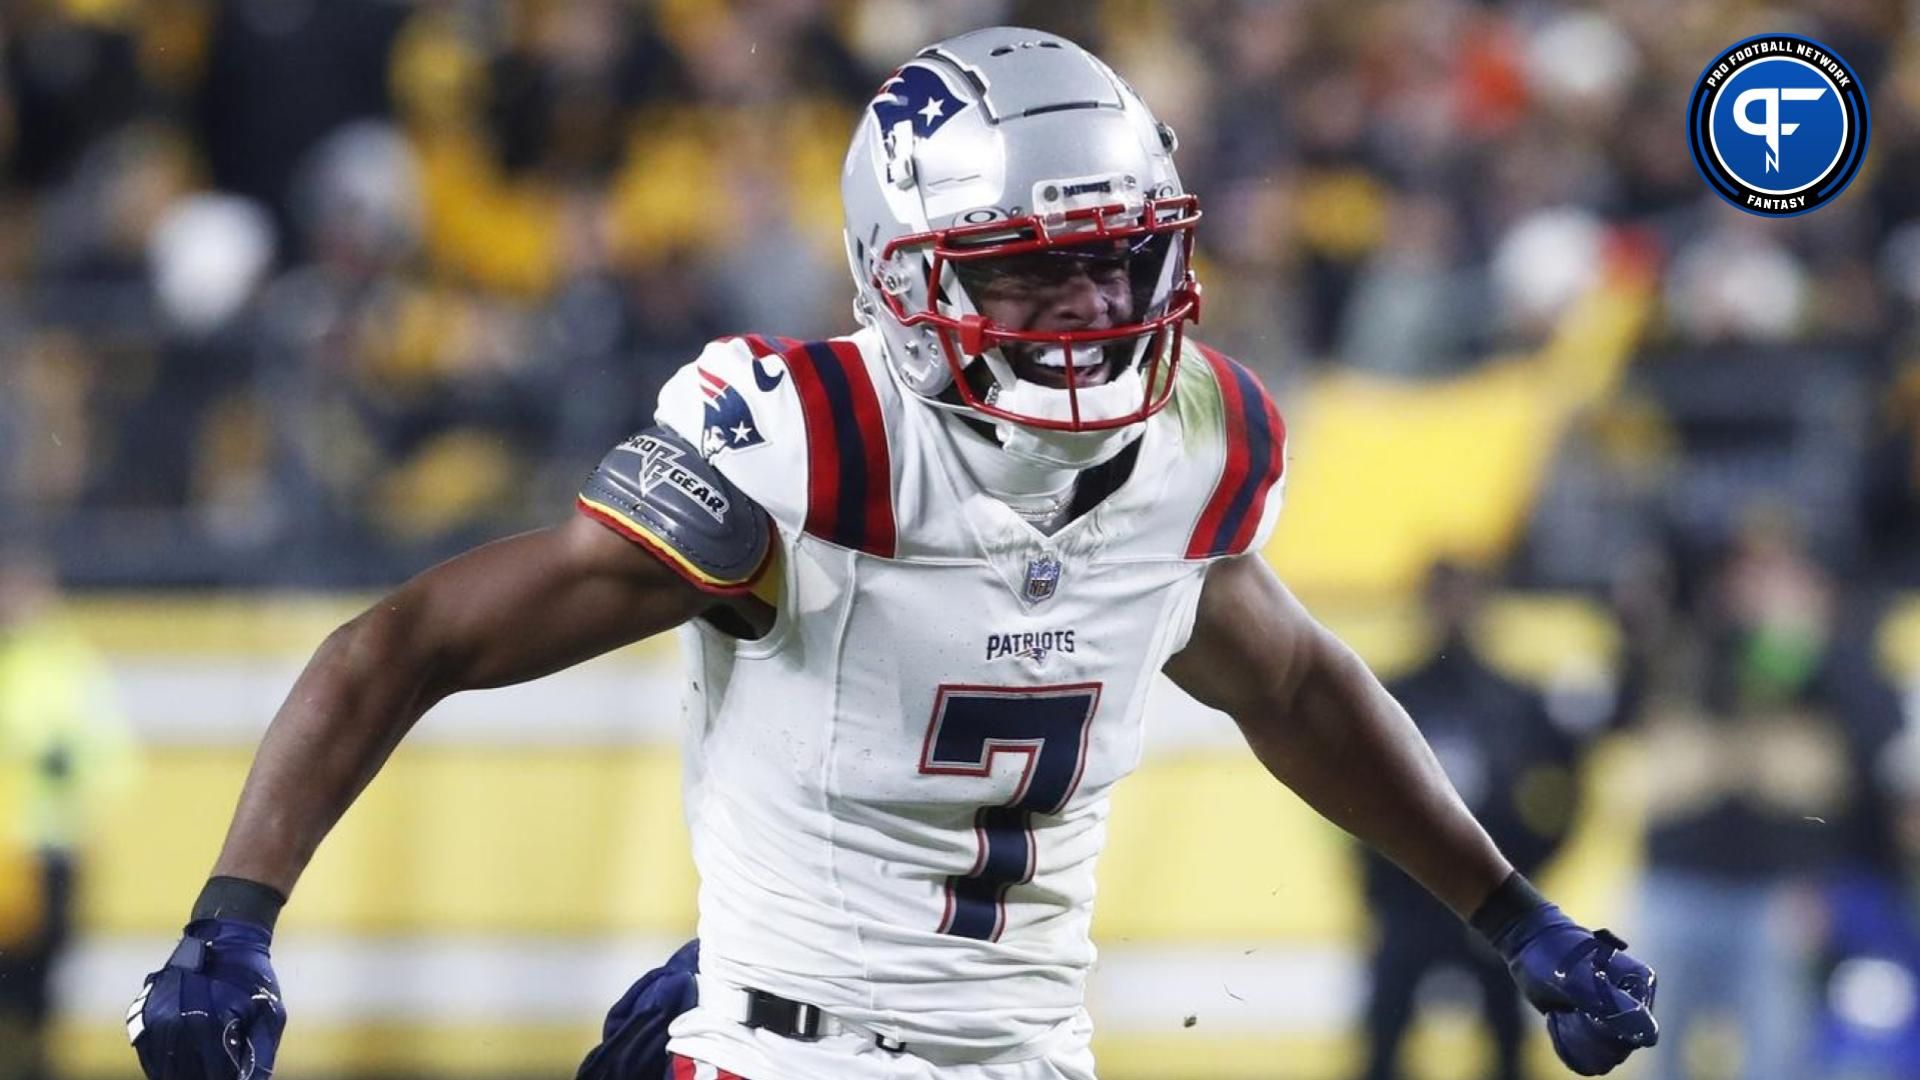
<box><xmin>875</xmin><ymin>195</ymin><xmax>1203</xmax><ymax>432</ymax></box>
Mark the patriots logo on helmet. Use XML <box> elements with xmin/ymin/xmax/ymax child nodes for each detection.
<box><xmin>700</xmin><ymin>367</ymin><xmax>767</xmax><ymax>457</ymax></box>
<box><xmin>871</xmin><ymin>64</ymin><xmax>969</xmax><ymax>138</ymax></box>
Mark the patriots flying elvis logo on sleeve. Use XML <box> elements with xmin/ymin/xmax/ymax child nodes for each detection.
<box><xmin>700</xmin><ymin>366</ymin><xmax>767</xmax><ymax>457</ymax></box>
<box><xmin>871</xmin><ymin>64</ymin><xmax>969</xmax><ymax>137</ymax></box>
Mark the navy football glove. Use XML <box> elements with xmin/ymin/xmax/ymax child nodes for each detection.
<box><xmin>130</xmin><ymin>919</ymin><xmax>285</xmax><ymax>1080</ymax></box>
<box><xmin>1478</xmin><ymin>875</ymin><xmax>1658</xmax><ymax>1076</ymax></box>
<box><xmin>576</xmin><ymin>939</ymin><xmax>701</xmax><ymax>1080</ymax></box>
<box><xmin>131</xmin><ymin>878</ymin><xmax>288</xmax><ymax>1080</ymax></box>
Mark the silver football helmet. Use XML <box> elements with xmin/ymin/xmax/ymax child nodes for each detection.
<box><xmin>842</xmin><ymin>27</ymin><xmax>1201</xmax><ymax>466</ymax></box>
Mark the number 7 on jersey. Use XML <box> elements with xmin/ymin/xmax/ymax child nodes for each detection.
<box><xmin>918</xmin><ymin>683</ymin><xmax>1103</xmax><ymax>941</ymax></box>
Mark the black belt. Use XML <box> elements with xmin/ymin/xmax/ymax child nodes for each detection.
<box><xmin>736</xmin><ymin>986</ymin><xmax>907</xmax><ymax>1053</ymax></box>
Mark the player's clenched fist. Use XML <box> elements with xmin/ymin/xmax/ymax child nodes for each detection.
<box><xmin>1476</xmin><ymin>874</ymin><xmax>1658</xmax><ymax>1076</ymax></box>
<box><xmin>130</xmin><ymin>879</ymin><xmax>287</xmax><ymax>1080</ymax></box>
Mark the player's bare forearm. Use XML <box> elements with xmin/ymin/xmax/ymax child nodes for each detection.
<box><xmin>1164</xmin><ymin>554</ymin><xmax>1511</xmax><ymax>917</ymax></box>
<box><xmin>211</xmin><ymin>514</ymin><xmax>712</xmax><ymax>894</ymax></box>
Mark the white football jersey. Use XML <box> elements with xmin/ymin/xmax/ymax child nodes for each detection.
<box><xmin>596</xmin><ymin>326</ymin><xmax>1285</xmax><ymax>1077</ymax></box>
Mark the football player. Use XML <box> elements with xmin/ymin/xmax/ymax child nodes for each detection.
<box><xmin>129</xmin><ymin>27</ymin><xmax>1656</xmax><ymax>1080</ymax></box>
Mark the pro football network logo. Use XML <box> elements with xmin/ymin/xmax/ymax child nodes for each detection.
<box><xmin>1687</xmin><ymin>34</ymin><xmax>1869</xmax><ymax>217</ymax></box>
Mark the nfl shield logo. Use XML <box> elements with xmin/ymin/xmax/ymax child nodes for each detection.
<box><xmin>1023</xmin><ymin>555</ymin><xmax>1062</xmax><ymax>604</ymax></box>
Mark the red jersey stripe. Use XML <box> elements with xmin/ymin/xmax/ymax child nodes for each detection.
<box><xmin>1186</xmin><ymin>343</ymin><xmax>1286</xmax><ymax>558</ymax></box>
<box><xmin>827</xmin><ymin>338</ymin><xmax>897</xmax><ymax>557</ymax></box>
<box><xmin>726</xmin><ymin>333</ymin><xmax>802</xmax><ymax>357</ymax></box>
<box><xmin>783</xmin><ymin>343</ymin><xmax>846</xmax><ymax>548</ymax></box>
<box><xmin>1186</xmin><ymin>344</ymin><xmax>1253</xmax><ymax>558</ymax></box>
<box><xmin>1225</xmin><ymin>373</ymin><xmax>1286</xmax><ymax>553</ymax></box>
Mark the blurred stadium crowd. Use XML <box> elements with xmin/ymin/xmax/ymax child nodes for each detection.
<box><xmin>0</xmin><ymin>0</ymin><xmax>1916</xmax><ymax>588</ymax></box>
<box><xmin>8</xmin><ymin>1</ymin><xmax>1920</xmax><ymax>1077</ymax></box>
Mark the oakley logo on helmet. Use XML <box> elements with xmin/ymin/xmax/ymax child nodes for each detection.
<box><xmin>1687</xmin><ymin>34</ymin><xmax>1869</xmax><ymax>217</ymax></box>
<box><xmin>871</xmin><ymin>65</ymin><xmax>969</xmax><ymax>139</ymax></box>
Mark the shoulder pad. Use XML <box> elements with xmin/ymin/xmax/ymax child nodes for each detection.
<box><xmin>1182</xmin><ymin>342</ymin><xmax>1287</xmax><ymax>560</ymax></box>
<box><xmin>654</xmin><ymin>336</ymin><xmax>809</xmax><ymax>531</ymax></box>
<box><xmin>655</xmin><ymin>334</ymin><xmax>899</xmax><ymax>557</ymax></box>
<box><xmin>576</xmin><ymin>426</ymin><xmax>771</xmax><ymax>595</ymax></box>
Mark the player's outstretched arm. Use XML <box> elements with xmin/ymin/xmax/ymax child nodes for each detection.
<box><xmin>211</xmin><ymin>513</ymin><xmax>712</xmax><ymax>893</ymax></box>
<box><xmin>1165</xmin><ymin>553</ymin><xmax>1509</xmax><ymax>914</ymax></box>
<box><xmin>1164</xmin><ymin>553</ymin><xmax>1656</xmax><ymax>1075</ymax></box>
<box><xmin>129</xmin><ymin>514</ymin><xmax>713</xmax><ymax>1079</ymax></box>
